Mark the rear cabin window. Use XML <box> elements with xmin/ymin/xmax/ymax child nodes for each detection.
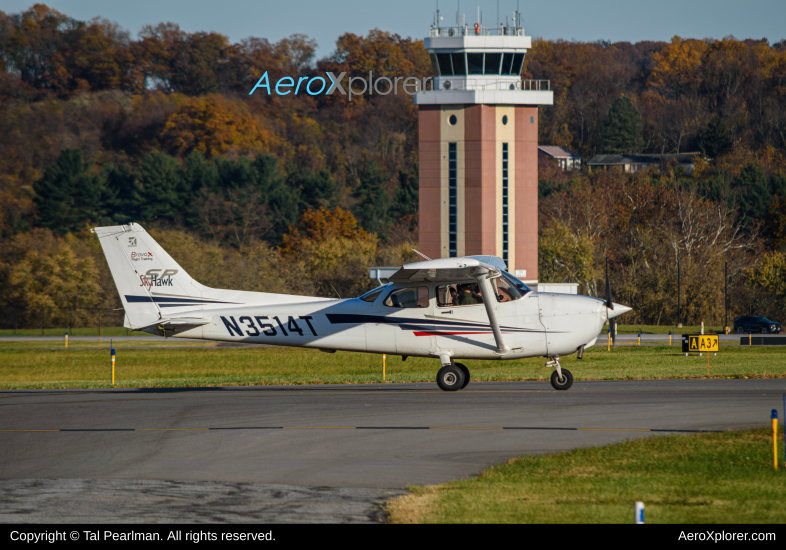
<box><xmin>383</xmin><ymin>287</ymin><xmax>429</xmax><ymax>308</ymax></box>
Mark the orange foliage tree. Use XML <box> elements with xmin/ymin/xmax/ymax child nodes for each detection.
<box><xmin>159</xmin><ymin>94</ymin><xmax>280</xmax><ymax>158</ymax></box>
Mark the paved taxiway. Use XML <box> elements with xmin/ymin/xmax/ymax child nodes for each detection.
<box><xmin>1</xmin><ymin>379</ymin><xmax>784</xmax><ymax>522</ymax></box>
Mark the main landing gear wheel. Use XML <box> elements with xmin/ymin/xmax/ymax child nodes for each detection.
<box><xmin>437</xmin><ymin>365</ymin><xmax>465</xmax><ymax>392</ymax></box>
<box><xmin>550</xmin><ymin>368</ymin><xmax>573</xmax><ymax>391</ymax></box>
<box><xmin>455</xmin><ymin>362</ymin><xmax>470</xmax><ymax>389</ymax></box>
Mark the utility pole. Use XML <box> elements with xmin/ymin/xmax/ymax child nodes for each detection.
<box><xmin>677</xmin><ymin>257</ymin><xmax>682</xmax><ymax>328</ymax></box>
<box><xmin>724</xmin><ymin>261</ymin><xmax>728</xmax><ymax>330</ymax></box>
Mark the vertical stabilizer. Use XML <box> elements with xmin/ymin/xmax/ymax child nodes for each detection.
<box><xmin>93</xmin><ymin>223</ymin><xmax>208</xmax><ymax>329</ymax></box>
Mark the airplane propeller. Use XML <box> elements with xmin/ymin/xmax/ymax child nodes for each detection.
<box><xmin>606</xmin><ymin>257</ymin><xmax>616</xmax><ymax>347</ymax></box>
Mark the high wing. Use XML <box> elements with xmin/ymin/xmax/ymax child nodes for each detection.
<box><xmin>389</xmin><ymin>255</ymin><xmax>507</xmax><ymax>283</ymax></box>
<box><xmin>391</xmin><ymin>255</ymin><xmax>512</xmax><ymax>355</ymax></box>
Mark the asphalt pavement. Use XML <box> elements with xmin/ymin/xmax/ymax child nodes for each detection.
<box><xmin>1</xmin><ymin>379</ymin><xmax>784</xmax><ymax>522</ymax></box>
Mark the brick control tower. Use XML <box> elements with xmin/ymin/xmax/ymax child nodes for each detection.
<box><xmin>415</xmin><ymin>10</ymin><xmax>553</xmax><ymax>283</ymax></box>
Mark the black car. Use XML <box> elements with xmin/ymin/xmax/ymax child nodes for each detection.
<box><xmin>734</xmin><ymin>315</ymin><xmax>781</xmax><ymax>334</ymax></box>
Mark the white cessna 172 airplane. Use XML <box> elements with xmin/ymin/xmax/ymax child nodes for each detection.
<box><xmin>94</xmin><ymin>223</ymin><xmax>631</xmax><ymax>391</ymax></box>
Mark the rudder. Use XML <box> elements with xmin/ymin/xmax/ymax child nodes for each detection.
<box><xmin>93</xmin><ymin>223</ymin><xmax>205</xmax><ymax>329</ymax></box>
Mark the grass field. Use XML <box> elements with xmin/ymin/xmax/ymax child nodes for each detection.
<box><xmin>387</xmin><ymin>427</ymin><xmax>786</xmax><ymax>523</ymax></box>
<box><xmin>615</xmin><ymin>324</ymin><xmax>729</xmax><ymax>334</ymax></box>
<box><xmin>0</xmin><ymin>340</ymin><xmax>784</xmax><ymax>389</ymax></box>
<box><xmin>0</xmin><ymin>327</ymin><xmax>144</xmax><ymax>337</ymax></box>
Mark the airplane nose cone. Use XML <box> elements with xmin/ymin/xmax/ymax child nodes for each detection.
<box><xmin>608</xmin><ymin>303</ymin><xmax>632</xmax><ymax>319</ymax></box>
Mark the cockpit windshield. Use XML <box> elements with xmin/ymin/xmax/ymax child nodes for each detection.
<box><xmin>358</xmin><ymin>284</ymin><xmax>388</xmax><ymax>303</ymax></box>
<box><xmin>498</xmin><ymin>271</ymin><xmax>531</xmax><ymax>299</ymax></box>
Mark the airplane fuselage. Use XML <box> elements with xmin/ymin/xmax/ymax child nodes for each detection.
<box><xmin>159</xmin><ymin>283</ymin><xmax>607</xmax><ymax>361</ymax></box>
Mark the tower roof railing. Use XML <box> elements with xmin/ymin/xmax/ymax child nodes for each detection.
<box><xmin>427</xmin><ymin>78</ymin><xmax>550</xmax><ymax>92</ymax></box>
<box><xmin>429</xmin><ymin>25</ymin><xmax>525</xmax><ymax>38</ymax></box>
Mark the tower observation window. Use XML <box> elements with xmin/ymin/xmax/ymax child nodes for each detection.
<box><xmin>502</xmin><ymin>53</ymin><xmax>515</xmax><ymax>74</ymax></box>
<box><xmin>484</xmin><ymin>53</ymin><xmax>502</xmax><ymax>74</ymax></box>
<box><xmin>437</xmin><ymin>53</ymin><xmax>453</xmax><ymax>76</ymax></box>
<box><xmin>502</xmin><ymin>143</ymin><xmax>509</xmax><ymax>266</ymax></box>
<box><xmin>430</xmin><ymin>54</ymin><xmax>440</xmax><ymax>76</ymax></box>
<box><xmin>451</xmin><ymin>53</ymin><xmax>466</xmax><ymax>75</ymax></box>
<box><xmin>512</xmin><ymin>53</ymin><xmax>525</xmax><ymax>75</ymax></box>
<box><xmin>466</xmin><ymin>53</ymin><xmax>484</xmax><ymax>75</ymax></box>
<box><xmin>448</xmin><ymin>142</ymin><xmax>457</xmax><ymax>257</ymax></box>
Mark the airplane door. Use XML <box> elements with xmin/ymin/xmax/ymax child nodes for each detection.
<box><xmin>364</xmin><ymin>285</ymin><xmax>434</xmax><ymax>356</ymax></box>
<box><xmin>433</xmin><ymin>282</ymin><xmax>508</xmax><ymax>358</ymax></box>
<box><xmin>517</xmin><ymin>292</ymin><xmax>548</xmax><ymax>356</ymax></box>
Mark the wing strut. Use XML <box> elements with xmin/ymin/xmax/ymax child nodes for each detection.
<box><xmin>475</xmin><ymin>272</ymin><xmax>511</xmax><ymax>355</ymax></box>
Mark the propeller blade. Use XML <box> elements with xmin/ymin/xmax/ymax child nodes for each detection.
<box><xmin>605</xmin><ymin>258</ymin><xmax>614</xmax><ymax>310</ymax></box>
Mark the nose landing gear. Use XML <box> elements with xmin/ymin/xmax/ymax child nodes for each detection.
<box><xmin>546</xmin><ymin>356</ymin><xmax>573</xmax><ymax>390</ymax></box>
<box><xmin>436</xmin><ymin>362</ymin><xmax>471</xmax><ymax>391</ymax></box>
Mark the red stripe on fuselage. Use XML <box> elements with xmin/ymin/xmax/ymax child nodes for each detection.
<box><xmin>413</xmin><ymin>331</ymin><xmax>492</xmax><ymax>336</ymax></box>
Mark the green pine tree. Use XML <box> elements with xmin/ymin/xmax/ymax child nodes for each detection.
<box><xmin>390</xmin><ymin>162</ymin><xmax>419</xmax><ymax>222</ymax></box>
<box><xmin>733</xmin><ymin>163</ymin><xmax>770</xmax><ymax>228</ymax></box>
<box><xmin>182</xmin><ymin>151</ymin><xmax>218</xmax><ymax>193</ymax></box>
<box><xmin>99</xmin><ymin>162</ymin><xmax>143</xmax><ymax>224</ymax></box>
<box><xmin>138</xmin><ymin>151</ymin><xmax>182</xmax><ymax>223</ymax></box>
<box><xmin>602</xmin><ymin>96</ymin><xmax>643</xmax><ymax>154</ymax></box>
<box><xmin>353</xmin><ymin>161</ymin><xmax>391</xmax><ymax>237</ymax></box>
<box><xmin>252</xmin><ymin>154</ymin><xmax>299</xmax><ymax>242</ymax></box>
<box><xmin>34</xmin><ymin>149</ymin><xmax>102</xmax><ymax>234</ymax></box>
<box><xmin>294</xmin><ymin>167</ymin><xmax>339</xmax><ymax>210</ymax></box>
<box><xmin>700</xmin><ymin>115</ymin><xmax>733</xmax><ymax>159</ymax></box>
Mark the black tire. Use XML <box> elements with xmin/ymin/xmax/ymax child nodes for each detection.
<box><xmin>437</xmin><ymin>365</ymin><xmax>465</xmax><ymax>392</ymax></box>
<box><xmin>736</xmin><ymin>326</ymin><xmax>744</xmax><ymax>334</ymax></box>
<box><xmin>550</xmin><ymin>368</ymin><xmax>573</xmax><ymax>391</ymax></box>
<box><xmin>762</xmin><ymin>327</ymin><xmax>769</xmax><ymax>334</ymax></box>
<box><xmin>455</xmin><ymin>362</ymin><xmax>470</xmax><ymax>389</ymax></box>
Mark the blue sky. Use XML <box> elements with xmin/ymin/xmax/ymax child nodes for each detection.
<box><xmin>4</xmin><ymin>0</ymin><xmax>785</xmax><ymax>57</ymax></box>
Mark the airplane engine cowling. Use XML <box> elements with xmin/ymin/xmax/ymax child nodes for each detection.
<box><xmin>538</xmin><ymin>293</ymin><xmax>606</xmax><ymax>356</ymax></box>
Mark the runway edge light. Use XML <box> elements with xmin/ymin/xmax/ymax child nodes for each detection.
<box><xmin>111</xmin><ymin>339</ymin><xmax>116</xmax><ymax>386</ymax></box>
<box><xmin>634</xmin><ymin>501</ymin><xmax>644</xmax><ymax>524</ymax></box>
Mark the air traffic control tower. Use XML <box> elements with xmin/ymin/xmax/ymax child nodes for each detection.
<box><xmin>415</xmin><ymin>10</ymin><xmax>552</xmax><ymax>282</ymax></box>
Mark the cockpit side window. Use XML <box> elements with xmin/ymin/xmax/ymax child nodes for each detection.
<box><xmin>383</xmin><ymin>286</ymin><xmax>430</xmax><ymax>308</ymax></box>
<box><xmin>437</xmin><ymin>283</ymin><xmax>484</xmax><ymax>307</ymax></box>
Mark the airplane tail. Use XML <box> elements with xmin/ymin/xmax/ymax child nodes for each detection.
<box><xmin>93</xmin><ymin>223</ymin><xmax>226</xmax><ymax>329</ymax></box>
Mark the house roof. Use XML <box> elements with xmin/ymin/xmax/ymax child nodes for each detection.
<box><xmin>538</xmin><ymin>145</ymin><xmax>582</xmax><ymax>159</ymax></box>
<box><xmin>587</xmin><ymin>153</ymin><xmax>700</xmax><ymax>166</ymax></box>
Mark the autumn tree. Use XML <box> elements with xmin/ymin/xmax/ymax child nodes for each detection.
<box><xmin>280</xmin><ymin>207</ymin><xmax>377</xmax><ymax>298</ymax></box>
<box><xmin>538</xmin><ymin>220</ymin><xmax>594</xmax><ymax>287</ymax></box>
<box><xmin>159</xmin><ymin>94</ymin><xmax>279</xmax><ymax>158</ymax></box>
<box><xmin>138</xmin><ymin>22</ymin><xmax>229</xmax><ymax>95</ymax></box>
